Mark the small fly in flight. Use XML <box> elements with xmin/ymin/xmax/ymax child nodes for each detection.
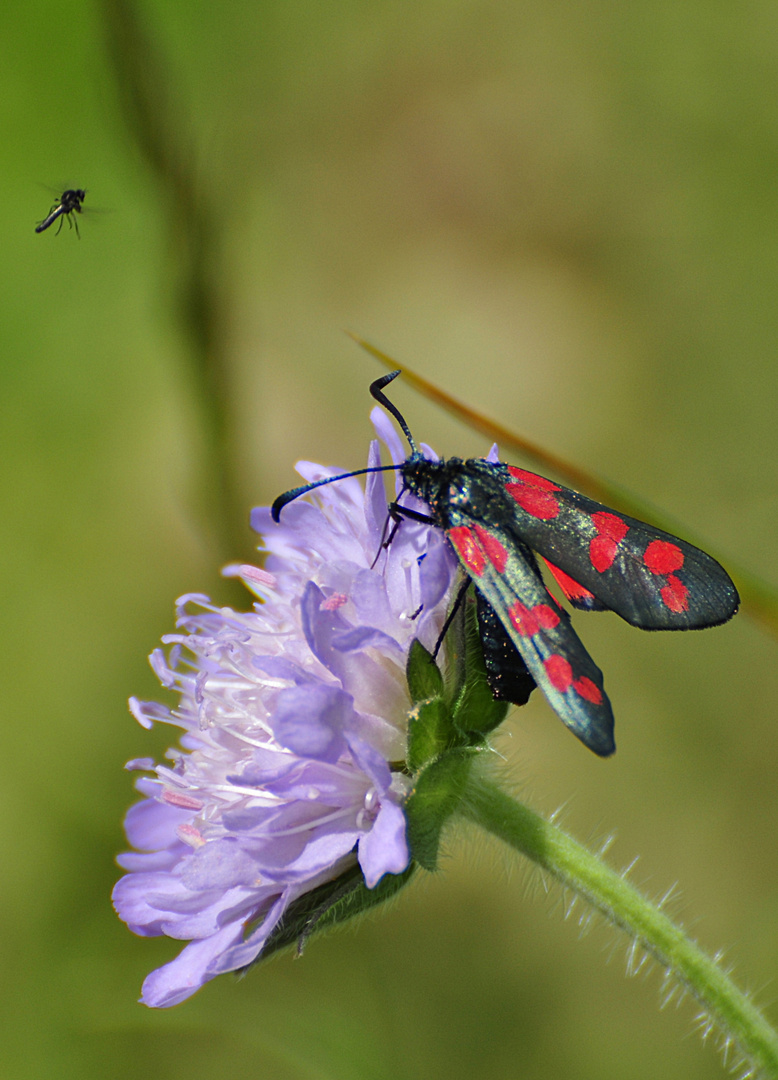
<box><xmin>35</xmin><ymin>189</ymin><xmax>86</xmax><ymax>237</ymax></box>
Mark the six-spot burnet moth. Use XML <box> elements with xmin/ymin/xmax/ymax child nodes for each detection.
<box><xmin>272</xmin><ymin>371</ymin><xmax>739</xmax><ymax>756</ymax></box>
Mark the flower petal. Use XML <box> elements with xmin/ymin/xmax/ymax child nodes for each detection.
<box><xmin>358</xmin><ymin>800</ymin><xmax>409</xmax><ymax>887</ymax></box>
<box><xmin>270</xmin><ymin>683</ymin><xmax>356</xmax><ymax>762</ymax></box>
<box><xmin>141</xmin><ymin>921</ymin><xmax>248</xmax><ymax>1007</ymax></box>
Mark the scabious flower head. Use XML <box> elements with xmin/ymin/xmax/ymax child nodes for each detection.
<box><xmin>113</xmin><ymin>409</ymin><xmax>459</xmax><ymax>1007</ymax></box>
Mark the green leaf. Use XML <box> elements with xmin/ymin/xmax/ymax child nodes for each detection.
<box><xmin>407</xmin><ymin>696</ymin><xmax>453</xmax><ymax>771</ymax></box>
<box><xmin>406</xmin><ymin>638</ymin><xmax>444</xmax><ymax>702</ymax></box>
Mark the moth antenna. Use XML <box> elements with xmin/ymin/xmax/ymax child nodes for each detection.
<box><xmin>271</xmin><ymin>464</ymin><xmax>399</xmax><ymax>521</ymax></box>
<box><xmin>274</xmin><ymin>372</ymin><xmax>418</xmax><ymax>522</ymax></box>
<box><xmin>369</xmin><ymin>371</ymin><xmax>418</xmax><ymax>455</ymax></box>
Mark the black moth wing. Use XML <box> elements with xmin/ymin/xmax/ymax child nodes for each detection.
<box><xmin>448</xmin><ymin>519</ymin><xmax>616</xmax><ymax>756</ymax></box>
<box><xmin>460</xmin><ymin>459</ymin><xmax>739</xmax><ymax>631</ymax></box>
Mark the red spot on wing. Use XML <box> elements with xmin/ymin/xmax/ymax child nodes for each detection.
<box><xmin>545</xmin><ymin>656</ymin><xmax>603</xmax><ymax>704</ymax></box>
<box><xmin>544</xmin><ymin>654</ymin><xmax>573</xmax><ymax>692</ymax></box>
<box><xmin>589</xmin><ymin>511</ymin><xmax>630</xmax><ymax>572</ymax></box>
<box><xmin>449</xmin><ymin>524</ymin><xmax>509</xmax><ymax>577</ymax></box>
<box><xmin>642</xmin><ymin>540</ymin><xmax>688</xmax><ymax>612</ymax></box>
<box><xmin>643</xmin><ymin>539</ymin><xmax>685</xmax><ymax>575</ymax></box>
<box><xmin>508</xmin><ymin>600</ymin><xmax>560</xmax><ymax>636</ymax></box>
<box><xmin>505</xmin><ymin>468</ymin><xmax>561</xmax><ymax>520</ymax></box>
<box><xmin>590</xmin><ymin>537</ymin><xmax>619</xmax><ymax>572</ymax></box>
<box><xmin>544</xmin><ymin>559</ymin><xmax>597</xmax><ymax>605</ymax></box>
<box><xmin>473</xmin><ymin>524</ymin><xmax>508</xmax><ymax>573</ymax></box>
<box><xmin>660</xmin><ymin>574</ymin><xmax>689</xmax><ymax>613</ymax></box>
<box><xmin>448</xmin><ymin>525</ymin><xmax>486</xmax><ymax>576</ymax></box>
<box><xmin>507</xmin><ymin>467</ymin><xmax>560</xmax><ymax>491</ymax></box>
<box><xmin>572</xmin><ymin>676</ymin><xmax>603</xmax><ymax>704</ymax></box>
<box><xmin>591</xmin><ymin>511</ymin><xmax>629</xmax><ymax>541</ymax></box>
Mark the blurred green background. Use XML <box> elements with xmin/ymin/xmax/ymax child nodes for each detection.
<box><xmin>2</xmin><ymin>1</ymin><xmax>777</xmax><ymax>1077</ymax></box>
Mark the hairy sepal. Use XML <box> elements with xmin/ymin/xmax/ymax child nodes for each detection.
<box><xmin>450</xmin><ymin>592</ymin><xmax>510</xmax><ymax>739</ymax></box>
<box><xmin>258</xmin><ymin>862</ymin><xmax>418</xmax><ymax>964</ymax></box>
<box><xmin>404</xmin><ymin>749</ymin><xmax>477</xmax><ymax>872</ymax></box>
<box><xmin>404</xmin><ymin>593</ymin><xmax>509</xmax><ymax>871</ymax></box>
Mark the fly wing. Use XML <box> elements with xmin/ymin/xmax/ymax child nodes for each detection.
<box><xmin>447</xmin><ymin>520</ymin><xmax>615</xmax><ymax>756</ymax></box>
<box><xmin>467</xmin><ymin>461</ymin><xmax>739</xmax><ymax>630</ymax></box>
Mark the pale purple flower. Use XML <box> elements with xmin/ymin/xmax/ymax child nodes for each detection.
<box><xmin>113</xmin><ymin>409</ymin><xmax>458</xmax><ymax>1007</ymax></box>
